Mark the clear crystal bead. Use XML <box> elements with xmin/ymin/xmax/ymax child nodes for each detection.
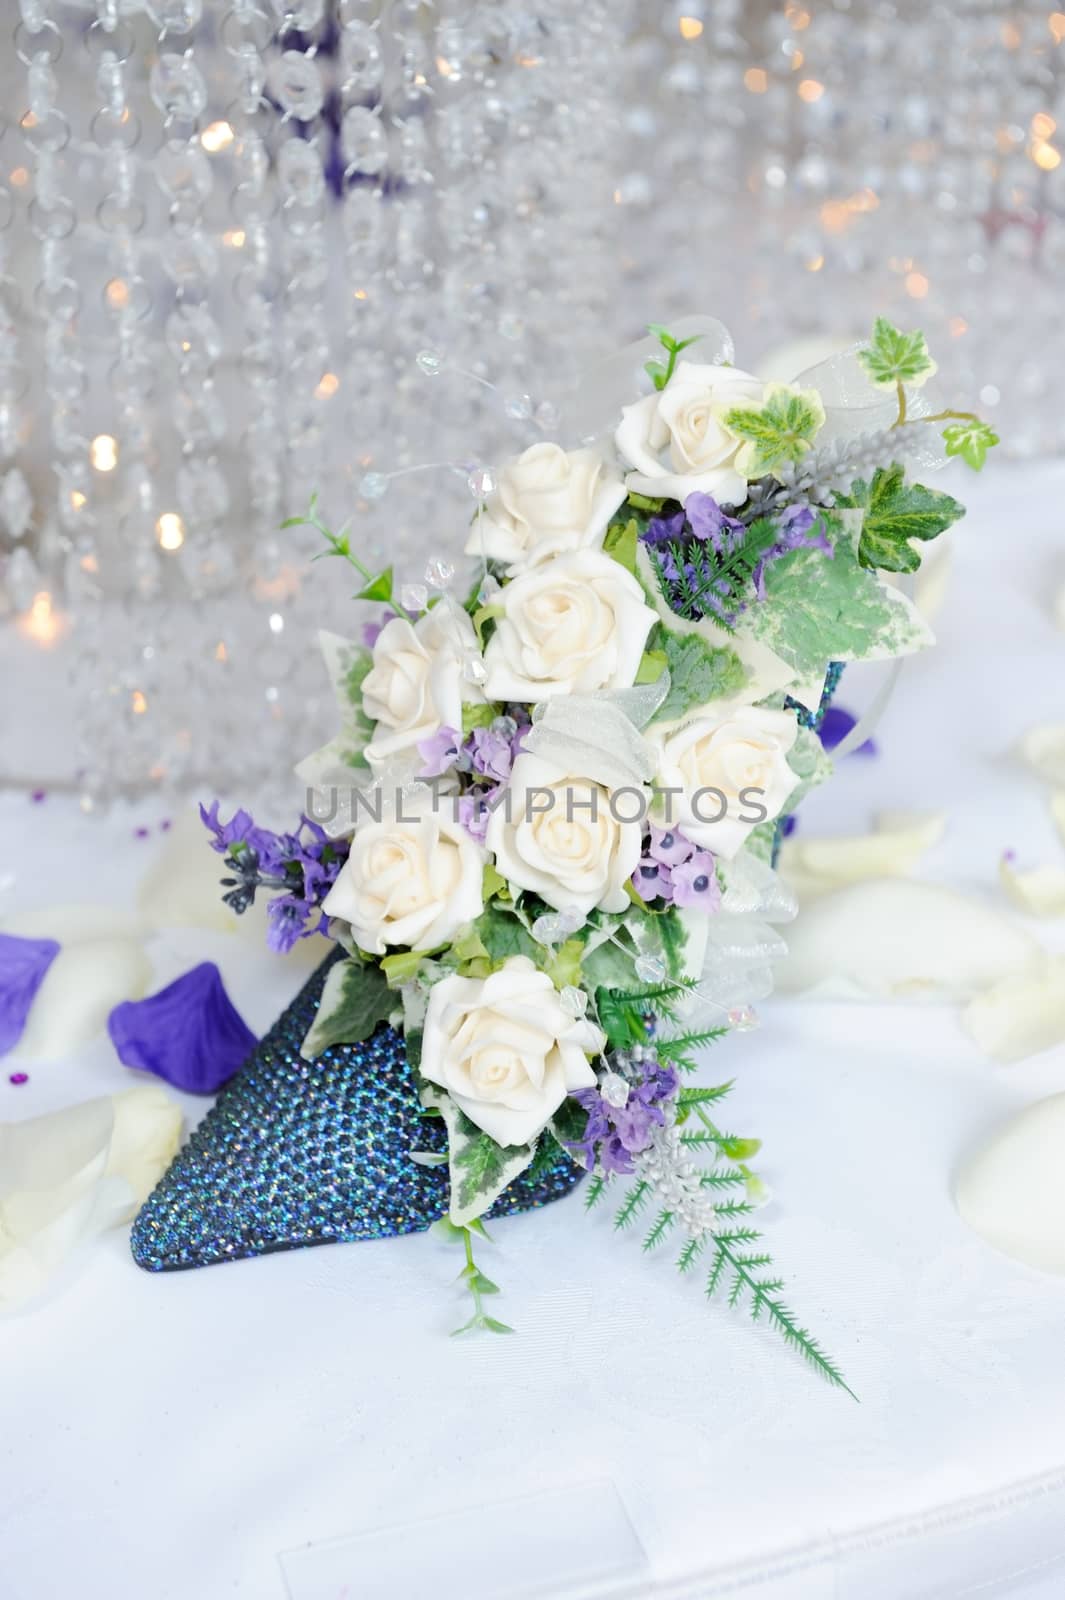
<box><xmin>145</xmin><ymin>0</ymin><xmax>203</xmax><ymax>32</ymax></box>
<box><xmin>339</xmin><ymin>20</ymin><xmax>383</xmax><ymax>91</ymax></box>
<box><xmin>358</xmin><ymin>471</ymin><xmax>388</xmax><ymax>500</ymax></box>
<box><xmin>272</xmin><ymin>51</ymin><xmax>325</xmax><ymax>122</ymax></box>
<box><xmin>504</xmin><ymin>393</ymin><xmax>533</xmax><ymax>421</ymax></box>
<box><xmin>727</xmin><ymin>1005</ymin><xmax>760</xmax><ymax>1032</ymax></box>
<box><xmin>534</xmin><ymin>401</ymin><xmax>560</xmax><ymax>432</ymax></box>
<box><xmin>399</xmin><ymin>583</ymin><xmax>427</xmax><ymax>611</ymax></box>
<box><xmin>635</xmin><ymin>954</ymin><xmax>666</xmax><ymax>983</ymax></box>
<box><xmin>599</xmin><ymin>1071</ymin><xmax>630</xmax><ymax>1108</ymax></box>
<box><xmin>342</xmin><ymin>106</ymin><xmax>387</xmax><ymax>174</ymax></box>
<box><xmin>4</xmin><ymin>545</ymin><xmax>42</xmax><ymax>612</ymax></box>
<box><xmin>559</xmin><ymin>985</ymin><xmax>588</xmax><ymax>1018</ymax></box>
<box><xmin>0</xmin><ymin>469</ymin><xmax>34</xmax><ymax>541</ymax></box>
<box><xmin>149</xmin><ymin>53</ymin><xmax>208</xmax><ymax>121</ymax></box>
<box><xmin>462</xmin><ymin>653</ymin><xmax>487</xmax><ymax>686</ymax></box>
<box><xmin>467</xmin><ymin>466</ymin><xmax>494</xmax><ymax>498</ymax></box>
<box><xmin>424</xmin><ymin>558</ymin><xmax>454</xmax><ymax>589</ymax></box>
<box><xmin>532</xmin><ymin>913</ymin><xmax>563</xmax><ymax>945</ymax></box>
<box><xmin>415</xmin><ymin>349</ymin><xmax>443</xmax><ymax>376</ymax></box>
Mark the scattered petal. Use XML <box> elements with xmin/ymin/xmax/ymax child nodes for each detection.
<box><xmin>956</xmin><ymin>1091</ymin><xmax>1065</xmax><ymax>1274</ymax></box>
<box><xmin>962</xmin><ymin>956</ymin><xmax>1065</xmax><ymax>1064</ymax></box>
<box><xmin>0</xmin><ymin>1085</ymin><xmax>182</xmax><ymax>1313</ymax></box>
<box><xmin>998</xmin><ymin>852</ymin><xmax>1065</xmax><ymax>918</ymax></box>
<box><xmin>779</xmin><ymin>810</ymin><xmax>946</xmax><ymax>900</ymax></box>
<box><xmin>8</xmin><ymin>1072</ymin><xmax>28</xmax><ymax>1087</ymax></box>
<box><xmin>108</xmin><ymin>962</ymin><xmax>257</xmax><ymax>1095</ymax></box>
<box><xmin>1019</xmin><ymin>723</ymin><xmax>1065</xmax><ymax>788</ymax></box>
<box><xmin>11</xmin><ymin>939</ymin><xmax>152</xmax><ymax>1062</ymax></box>
<box><xmin>777</xmin><ymin>878</ymin><xmax>1042</xmax><ymax>1000</ymax></box>
<box><xmin>0</xmin><ymin>932</ymin><xmax>60</xmax><ymax>1055</ymax></box>
<box><xmin>817</xmin><ymin>705</ymin><xmax>876</xmax><ymax>756</ymax></box>
<box><xmin>1</xmin><ymin>904</ymin><xmax>150</xmax><ymax>942</ymax></box>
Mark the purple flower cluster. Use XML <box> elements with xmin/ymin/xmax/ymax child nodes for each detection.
<box><xmin>569</xmin><ymin>1056</ymin><xmax>680</xmax><ymax>1175</ymax></box>
<box><xmin>417</xmin><ymin>712</ymin><xmax>532</xmax><ymax>842</ymax></box>
<box><xmin>200</xmin><ymin>803</ymin><xmax>349</xmax><ymax>954</ymax></box>
<box><xmin>631</xmin><ymin>826</ymin><xmax>720</xmax><ymax>912</ymax></box>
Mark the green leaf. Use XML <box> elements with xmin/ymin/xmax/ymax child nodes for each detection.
<box><xmin>857</xmin><ymin>316</ymin><xmax>937</xmax><ymax>389</ymax></box>
<box><xmin>462</xmin><ymin>701</ymin><xmax>498</xmax><ymax>734</ymax></box>
<box><xmin>723</xmin><ymin>384</ymin><xmax>826</xmax><ymax>478</ymax></box>
<box><xmin>475</xmin><ymin>901</ymin><xmax>541</xmax><ymax>966</ymax></box>
<box><xmin>942</xmin><ymin>418</ymin><xmax>999</xmax><ymax>471</ymax></box>
<box><xmin>635</xmin><ymin>648</ymin><xmax>668</xmax><ymax>685</ymax></box>
<box><xmin>423</xmin><ymin>1086</ymin><xmax>537</xmax><ymax>1227</ymax></box>
<box><xmin>549</xmin><ymin>1095</ymin><xmax>589</xmax><ymax>1149</ymax></box>
<box><xmin>481</xmin><ymin>861</ymin><xmax>507</xmax><ymax>901</ymax></box>
<box><xmin>646</xmin><ymin>628</ymin><xmax>747</xmax><ymax>725</ymax></box>
<box><xmin>470</xmin><ymin>602</ymin><xmax>503</xmax><ymax>648</ymax></box>
<box><xmin>380</xmin><ymin>948</ymin><xmax>426</xmax><ymax>987</ymax></box>
<box><xmin>545</xmin><ymin>936</ymin><xmax>584</xmax><ymax>990</ymax></box>
<box><xmin>625</xmin><ymin>491</ymin><xmax>669</xmax><ymax>514</ymax></box>
<box><xmin>299</xmin><ymin>958</ymin><xmax>393</xmax><ymax>1058</ymax></box>
<box><xmin>602</xmin><ymin>516</ymin><xmax>639</xmax><ymax>575</ymax></box>
<box><xmin>748</xmin><ymin>514</ymin><xmax>932</xmax><ymax>678</ymax></box>
<box><xmin>356</xmin><ymin>567</ymin><xmax>394</xmax><ymax>603</ymax></box>
<box><xmin>644</xmin><ymin>358</ymin><xmax>668</xmax><ymax>388</ymax></box>
<box><xmin>838</xmin><ymin>465</ymin><xmax>964</xmax><ymax>573</ymax></box>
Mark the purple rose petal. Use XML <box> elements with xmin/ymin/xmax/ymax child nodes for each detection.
<box><xmin>108</xmin><ymin>962</ymin><xmax>257</xmax><ymax>1095</ymax></box>
<box><xmin>671</xmin><ymin>850</ymin><xmax>721</xmax><ymax>911</ymax></box>
<box><xmin>818</xmin><ymin>705</ymin><xmax>877</xmax><ymax>756</ymax></box>
<box><xmin>0</xmin><ymin>932</ymin><xmax>60</xmax><ymax>1056</ymax></box>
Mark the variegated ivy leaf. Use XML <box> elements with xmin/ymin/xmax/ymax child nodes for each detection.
<box><xmin>837</xmin><ymin>465</ymin><xmax>964</xmax><ymax>574</ymax></box>
<box><xmin>723</xmin><ymin>383</ymin><xmax>826</xmax><ymax>478</ymax></box>
<box><xmin>942</xmin><ymin>419</ymin><xmax>999</xmax><ymax>471</ymax></box>
<box><xmin>645</xmin><ymin>627</ymin><xmax>747</xmax><ymax>726</ymax></box>
<box><xmin>299</xmin><ymin>957</ymin><xmax>394</xmax><ymax>1059</ymax></box>
<box><xmin>746</xmin><ymin>511</ymin><xmax>933</xmax><ymax>678</ymax></box>
<box><xmin>857</xmin><ymin>317</ymin><xmax>938</xmax><ymax>389</ymax></box>
<box><xmin>295</xmin><ymin>631</ymin><xmax>377</xmax><ymax>788</ymax></box>
<box><xmin>422</xmin><ymin>1085</ymin><xmax>537</xmax><ymax>1227</ymax></box>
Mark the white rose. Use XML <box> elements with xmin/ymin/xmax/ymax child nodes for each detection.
<box><xmin>486</xmin><ymin>749</ymin><xmax>644</xmax><ymax>916</ymax></box>
<box><xmin>651</xmin><ymin>706</ymin><xmax>799</xmax><ymax>859</ymax></box>
<box><xmin>362</xmin><ymin>604</ymin><xmax>480</xmax><ymax>772</ymax></box>
<box><xmin>482</xmin><ymin>549</ymin><xmax>657</xmax><ymax>703</ymax></box>
<box><xmin>615</xmin><ymin>361</ymin><xmax>764</xmax><ymax>506</ymax></box>
<box><xmin>420</xmin><ymin>956</ymin><xmax>604</xmax><ymax>1146</ymax></box>
<box><xmin>464</xmin><ymin>442</ymin><xmax>627</xmax><ymax>576</ymax></box>
<box><xmin>322</xmin><ymin>787</ymin><xmax>484</xmax><ymax>955</ymax></box>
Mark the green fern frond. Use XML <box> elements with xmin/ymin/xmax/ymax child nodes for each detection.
<box><xmin>677</xmin><ymin>1235</ymin><xmax>706</xmax><ymax>1273</ymax></box>
<box><xmin>643</xmin><ymin>1209</ymin><xmax>675</xmax><ymax>1252</ymax></box>
<box><xmin>656</xmin><ymin>1033</ymin><xmax>728</xmax><ymax>1070</ymax></box>
<box><xmin>584</xmin><ymin>1174</ymin><xmax>607</xmax><ymax>1210</ymax></box>
<box><xmin>697</xmin><ymin>1169</ymin><xmax>746</xmax><ymax>1190</ymax></box>
<box><xmin>614</xmin><ymin>1180</ymin><xmax>651</xmax><ymax>1230</ymax></box>
<box><xmin>680</xmin><ymin>1128</ymin><xmax>738</xmax><ymax>1150</ymax></box>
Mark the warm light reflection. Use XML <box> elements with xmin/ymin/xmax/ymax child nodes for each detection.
<box><xmin>200</xmin><ymin>120</ymin><xmax>234</xmax><ymax>154</ymax></box>
<box><xmin>949</xmin><ymin>316</ymin><xmax>968</xmax><ymax>337</ymax></box>
<box><xmin>743</xmin><ymin>67</ymin><xmax>768</xmax><ymax>92</ymax></box>
<box><xmin>1031</xmin><ymin>139</ymin><xmax>1062</xmax><ymax>170</ymax></box>
<box><xmin>798</xmin><ymin>78</ymin><xmax>824</xmax><ymax>102</ymax></box>
<box><xmin>156</xmin><ymin>511</ymin><xmax>185</xmax><ymax>551</ymax></box>
<box><xmin>905</xmin><ymin>271</ymin><xmax>930</xmax><ymax>298</ymax></box>
<box><xmin>1051</xmin><ymin>12</ymin><xmax>1065</xmax><ymax>43</ymax></box>
<box><xmin>805</xmin><ymin>254</ymin><xmax>824</xmax><ymax>272</ymax></box>
<box><xmin>315</xmin><ymin>371</ymin><xmax>340</xmax><ymax>398</ymax></box>
<box><xmin>131</xmin><ymin>690</ymin><xmax>148</xmax><ymax>715</ymax></box>
<box><xmin>10</xmin><ymin>166</ymin><xmax>29</xmax><ymax>188</ymax></box>
<box><xmin>19</xmin><ymin>591</ymin><xmax>62</xmax><ymax>647</ymax></box>
<box><xmin>222</xmin><ymin>228</ymin><xmax>246</xmax><ymax>248</ymax></box>
<box><xmin>90</xmin><ymin>434</ymin><xmax>119</xmax><ymax>472</ymax></box>
<box><xmin>215</xmin><ymin>641</ymin><xmax>228</xmax><ymax>663</ymax></box>
<box><xmin>1032</xmin><ymin>112</ymin><xmax>1057</xmax><ymax>140</ymax></box>
<box><xmin>678</xmin><ymin>16</ymin><xmax>703</xmax><ymax>39</ymax></box>
<box><xmin>786</xmin><ymin>5</ymin><xmax>811</xmax><ymax>27</ymax></box>
<box><xmin>106</xmin><ymin>278</ymin><xmax>130</xmax><ymax>310</ymax></box>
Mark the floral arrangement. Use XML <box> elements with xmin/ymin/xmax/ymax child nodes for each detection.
<box><xmin>204</xmin><ymin>318</ymin><xmax>994</xmax><ymax>1385</ymax></box>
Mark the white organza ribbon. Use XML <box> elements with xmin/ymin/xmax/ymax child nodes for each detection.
<box><xmin>0</xmin><ymin>1085</ymin><xmax>182</xmax><ymax>1314</ymax></box>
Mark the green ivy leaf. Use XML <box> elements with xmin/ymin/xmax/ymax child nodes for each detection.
<box><xmin>423</xmin><ymin>1087</ymin><xmax>538</xmax><ymax>1227</ymax></box>
<box><xmin>356</xmin><ymin>567</ymin><xmax>394</xmax><ymax>603</ymax></box>
<box><xmin>299</xmin><ymin>958</ymin><xmax>393</xmax><ymax>1059</ymax></box>
<box><xmin>461</xmin><ymin>701</ymin><xmax>498</xmax><ymax>735</ymax></box>
<box><xmin>380</xmin><ymin>948</ymin><xmax>426</xmax><ymax>987</ymax></box>
<box><xmin>723</xmin><ymin>383</ymin><xmax>826</xmax><ymax>478</ymax></box>
<box><xmin>625</xmin><ymin>491</ymin><xmax>669</xmax><ymax>514</ymax></box>
<box><xmin>839</xmin><ymin>464</ymin><xmax>964</xmax><ymax>573</ymax></box>
<box><xmin>857</xmin><ymin>316</ymin><xmax>937</xmax><ymax>389</ymax></box>
<box><xmin>646</xmin><ymin>628</ymin><xmax>747</xmax><ymax>725</ymax></box>
<box><xmin>545</xmin><ymin>936</ymin><xmax>584</xmax><ymax>990</ymax></box>
<box><xmin>942</xmin><ymin>418</ymin><xmax>999</xmax><ymax>471</ymax></box>
<box><xmin>476</xmin><ymin>901</ymin><xmax>541</xmax><ymax>965</ymax></box>
<box><xmin>635</xmin><ymin>647</ymin><xmax>668</xmax><ymax>685</ymax></box>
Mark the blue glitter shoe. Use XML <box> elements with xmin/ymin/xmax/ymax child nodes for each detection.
<box><xmin>130</xmin><ymin>954</ymin><xmax>583</xmax><ymax>1272</ymax></box>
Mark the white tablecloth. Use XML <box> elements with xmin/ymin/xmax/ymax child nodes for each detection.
<box><xmin>3</xmin><ymin>461</ymin><xmax>1065</xmax><ymax>1600</ymax></box>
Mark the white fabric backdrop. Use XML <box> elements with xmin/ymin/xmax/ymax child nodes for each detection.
<box><xmin>2</xmin><ymin>461</ymin><xmax>1065</xmax><ymax>1599</ymax></box>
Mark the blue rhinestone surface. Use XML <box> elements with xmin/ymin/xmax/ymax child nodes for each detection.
<box><xmin>130</xmin><ymin>954</ymin><xmax>583</xmax><ymax>1273</ymax></box>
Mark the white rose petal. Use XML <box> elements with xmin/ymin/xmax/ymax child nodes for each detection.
<box><xmin>363</xmin><ymin>604</ymin><xmax>481</xmax><ymax>773</ymax></box>
<box><xmin>486</xmin><ymin>749</ymin><xmax>644</xmax><ymax>917</ymax></box>
<box><xmin>1019</xmin><ymin>722</ymin><xmax>1065</xmax><ymax>788</ymax></box>
<box><xmin>778</xmin><ymin>810</ymin><xmax>947</xmax><ymax>901</ymax></box>
<box><xmin>615</xmin><ymin>361</ymin><xmax>764</xmax><ymax>506</ymax></box>
<box><xmin>463</xmin><ymin>442</ymin><xmax>626</xmax><ymax>575</ymax></box>
<box><xmin>420</xmin><ymin>956</ymin><xmax>603</xmax><ymax>1147</ymax></box>
<box><xmin>998</xmin><ymin>853</ymin><xmax>1065</xmax><ymax>918</ymax></box>
<box><xmin>650</xmin><ymin>705</ymin><xmax>799</xmax><ymax>860</ymax></box>
<box><xmin>482</xmin><ymin>549</ymin><xmax>657</xmax><ymax>704</ymax></box>
<box><xmin>962</xmin><ymin>956</ymin><xmax>1065</xmax><ymax>1064</ymax></box>
<box><xmin>322</xmin><ymin>786</ymin><xmax>485</xmax><ymax>957</ymax></box>
<box><xmin>956</xmin><ymin>1091</ymin><xmax>1065</xmax><ymax>1273</ymax></box>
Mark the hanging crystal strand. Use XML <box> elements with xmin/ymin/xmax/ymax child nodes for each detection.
<box><xmin>272</xmin><ymin>3</ymin><xmax>329</xmax><ymax>515</ymax></box>
<box><xmin>149</xmin><ymin>2</ymin><xmax>230</xmax><ymax>596</ymax></box>
<box><xmin>19</xmin><ymin>0</ymin><xmax>89</xmax><ymax>611</ymax></box>
<box><xmin>89</xmin><ymin>2</ymin><xmax>159</xmax><ymax>604</ymax></box>
<box><xmin>0</xmin><ymin>23</ymin><xmax>33</xmax><ymax>598</ymax></box>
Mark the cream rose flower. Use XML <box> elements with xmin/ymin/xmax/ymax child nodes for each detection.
<box><xmin>651</xmin><ymin>706</ymin><xmax>799</xmax><ymax>859</ymax></box>
<box><xmin>615</xmin><ymin>361</ymin><xmax>764</xmax><ymax>505</ymax></box>
<box><xmin>482</xmin><ymin>549</ymin><xmax>657</xmax><ymax>703</ymax></box>
<box><xmin>420</xmin><ymin>956</ymin><xmax>604</xmax><ymax>1147</ymax></box>
<box><xmin>322</xmin><ymin>787</ymin><xmax>484</xmax><ymax>956</ymax></box>
<box><xmin>486</xmin><ymin>749</ymin><xmax>645</xmax><ymax>916</ymax></box>
<box><xmin>464</xmin><ymin>442</ymin><xmax>627</xmax><ymax>576</ymax></box>
<box><xmin>362</xmin><ymin>604</ymin><xmax>480</xmax><ymax>773</ymax></box>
